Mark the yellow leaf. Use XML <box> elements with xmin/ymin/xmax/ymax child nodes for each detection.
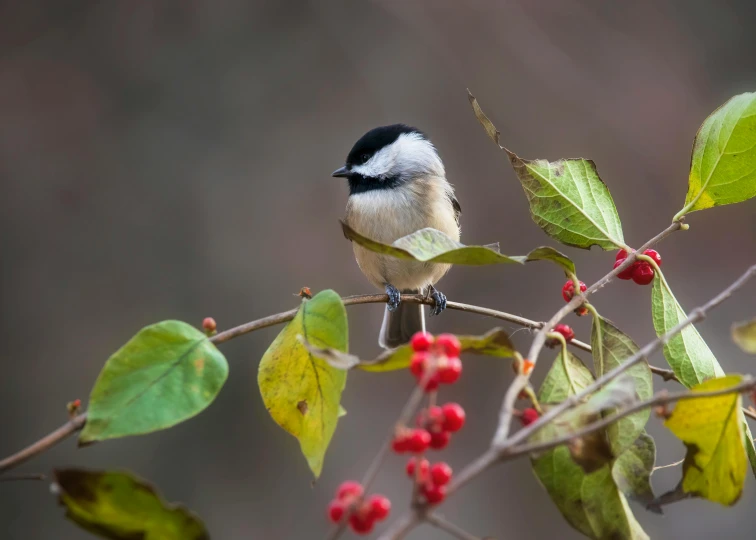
<box><xmin>258</xmin><ymin>290</ymin><xmax>348</xmax><ymax>478</ymax></box>
<box><xmin>732</xmin><ymin>319</ymin><xmax>756</xmax><ymax>354</ymax></box>
<box><xmin>665</xmin><ymin>374</ymin><xmax>747</xmax><ymax>505</ymax></box>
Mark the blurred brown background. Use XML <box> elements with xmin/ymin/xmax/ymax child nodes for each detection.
<box><xmin>2</xmin><ymin>1</ymin><xmax>756</xmax><ymax>538</ymax></box>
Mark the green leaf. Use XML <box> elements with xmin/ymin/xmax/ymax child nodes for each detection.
<box><xmin>363</xmin><ymin>327</ymin><xmax>518</xmax><ymax>373</ymax></box>
<box><xmin>532</xmin><ymin>351</ymin><xmax>648</xmax><ymax>539</ymax></box>
<box><xmin>665</xmin><ymin>375</ymin><xmax>747</xmax><ymax>506</ymax></box>
<box><xmin>525</xmin><ymin>246</ymin><xmax>576</xmax><ymax>276</ymax></box>
<box><xmin>307</xmin><ymin>328</ymin><xmax>515</xmax><ymax>373</ymax></box>
<box><xmin>468</xmin><ymin>92</ymin><xmax>626</xmax><ymax>250</ymax></box>
<box><xmin>258</xmin><ymin>290</ymin><xmax>348</xmax><ymax>477</ymax></box>
<box><xmin>732</xmin><ymin>318</ymin><xmax>756</xmax><ymax>354</ymax></box>
<box><xmin>341</xmin><ymin>221</ymin><xmax>523</xmax><ymax>266</ymax></box>
<box><xmin>651</xmin><ymin>273</ymin><xmax>724</xmax><ymax>387</ymax></box>
<box><xmin>80</xmin><ymin>321</ymin><xmax>228</xmax><ymax>445</ymax></box>
<box><xmin>53</xmin><ymin>468</ymin><xmax>208</xmax><ymax>540</ymax></box>
<box><xmin>651</xmin><ymin>273</ymin><xmax>756</xmax><ymax>477</ymax></box>
<box><xmin>675</xmin><ymin>92</ymin><xmax>756</xmax><ymax>220</ymax></box>
<box><xmin>591</xmin><ymin>317</ymin><xmax>653</xmax><ymax>455</ymax></box>
<box><xmin>506</xmin><ymin>151</ymin><xmax>626</xmax><ymax>250</ymax></box>
<box><xmin>612</xmin><ymin>432</ymin><xmax>658</xmax><ymax>510</ymax></box>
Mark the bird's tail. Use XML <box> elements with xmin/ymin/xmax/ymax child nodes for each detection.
<box><xmin>379</xmin><ymin>290</ymin><xmax>425</xmax><ymax>349</ymax></box>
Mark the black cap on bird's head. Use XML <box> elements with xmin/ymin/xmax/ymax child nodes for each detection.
<box><xmin>332</xmin><ymin>124</ymin><xmax>442</xmax><ymax>194</ymax></box>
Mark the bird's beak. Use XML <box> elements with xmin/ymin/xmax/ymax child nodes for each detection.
<box><xmin>332</xmin><ymin>166</ymin><xmax>349</xmax><ymax>178</ymax></box>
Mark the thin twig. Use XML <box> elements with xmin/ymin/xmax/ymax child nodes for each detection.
<box><xmin>377</xmin><ymin>512</ymin><xmax>422</xmax><ymax>540</ymax></box>
<box><xmin>212</xmin><ymin>293</ymin><xmax>574</xmax><ymax>345</ymax></box>
<box><xmin>506</xmin><ymin>376</ymin><xmax>756</xmax><ymax>458</ymax></box>
<box><xmin>492</xmin><ymin>221</ymin><xmax>683</xmax><ymax>446</ymax></box>
<box><xmin>650</xmin><ymin>365</ymin><xmax>678</xmax><ymax>382</ymax></box>
<box><xmin>441</xmin><ymin>263</ymin><xmax>756</xmax><ymax>500</ymax></box>
<box><xmin>504</xmin><ymin>263</ymin><xmax>756</xmax><ymax>450</ymax></box>
<box><xmin>426</xmin><ymin>514</ymin><xmax>482</xmax><ymax>540</ymax></box>
<box><xmin>0</xmin><ymin>414</ymin><xmax>87</xmax><ymax>474</ymax></box>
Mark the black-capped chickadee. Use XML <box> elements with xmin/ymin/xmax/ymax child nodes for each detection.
<box><xmin>333</xmin><ymin>125</ymin><xmax>461</xmax><ymax>349</ymax></box>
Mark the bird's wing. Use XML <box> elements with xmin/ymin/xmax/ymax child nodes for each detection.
<box><xmin>449</xmin><ymin>194</ymin><xmax>461</xmax><ymax>227</ymax></box>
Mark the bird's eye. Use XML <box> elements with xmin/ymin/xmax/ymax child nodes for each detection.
<box><xmin>360</xmin><ymin>153</ymin><xmax>370</xmax><ymax>164</ymax></box>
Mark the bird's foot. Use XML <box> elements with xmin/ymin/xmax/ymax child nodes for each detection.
<box><xmin>429</xmin><ymin>286</ymin><xmax>447</xmax><ymax>316</ymax></box>
<box><xmin>385</xmin><ymin>283</ymin><xmax>401</xmax><ymax>312</ymax></box>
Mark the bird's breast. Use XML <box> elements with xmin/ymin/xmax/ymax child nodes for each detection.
<box><xmin>344</xmin><ymin>180</ymin><xmax>459</xmax><ymax>243</ymax></box>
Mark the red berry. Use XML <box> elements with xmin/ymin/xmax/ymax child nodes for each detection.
<box><xmin>406</xmin><ymin>457</ymin><xmax>430</xmax><ymax>480</ymax></box>
<box><xmin>562</xmin><ymin>280</ymin><xmax>586</xmax><ymax>302</ymax></box>
<box><xmin>632</xmin><ymin>262</ymin><xmax>655</xmax><ymax>285</ymax></box>
<box><xmin>202</xmin><ymin>317</ymin><xmax>217</xmax><ymax>333</ymax></box>
<box><xmin>441</xmin><ymin>403</ymin><xmax>466</xmax><ymax>432</ymax></box>
<box><xmin>439</xmin><ymin>356</ymin><xmax>462</xmax><ymax>384</ymax></box>
<box><xmin>435</xmin><ymin>333</ymin><xmax>461</xmax><ymax>357</ymax></box>
<box><xmin>410</xmin><ymin>332</ymin><xmax>434</xmax><ymax>352</ymax></box>
<box><xmin>429</xmin><ymin>431</ymin><xmax>451</xmax><ymax>450</ymax></box>
<box><xmin>328</xmin><ymin>500</ymin><xmax>345</xmax><ymax>523</ymax></box>
<box><xmin>553</xmin><ymin>324</ymin><xmax>574</xmax><ymax>343</ymax></box>
<box><xmin>417</xmin><ymin>406</ymin><xmax>445</xmax><ymax>431</ymax></box>
<box><xmin>407</xmin><ymin>429</ymin><xmax>431</xmax><ymax>453</ymax></box>
<box><xmin>613</xmin><ymin>258</ymin><xmax>637</xmax><ymax>280</ymax></box>
<box><xmin>391</xmin><ymin>433</ymin><xmax>410</xmax><ymax>454</ymax></box>
<box><xmin>349</xmin><ymin>513</ymin><xmax>374</xmax><ymax>534</ymax></box>
<box><xmin>430</xmin><ymin>462</ymin><xmax>453</xmax><ymax>486</ymax></box>
<box><xmin>643</xmin><ymin>249</ymin><xmax>662</xmax><ymax>267</ymax></box>
<box><xmin>422</xmin><ymin>483</ymin><xmax>447</xmax><ymax>504</ymax></box>
<box><xmin>615</xmin><ymin>249</ymin><xmax>629</xmax><ymax>261</ymax></box>
<box><xmin>367</xmin><ymin>495</ymin><xmax>391</xmax><ymax>521</ymax></box>
<box><xmin>520</xmin><ymin>408</ymin><xmax>539</xmax><ymax>426</ymax></box>
<box><xmin>410</xmin><ymin>352</ymin><xmax>428</xmax><ymax>377</ymax></box>
<box><xmin>420</xmin><ymin>372</ymin><xmax>441</xmax><ymax>392</ymax></box>
<box><xmin>336</xmin><ymin>480</ymin><xmax>363</xmax><ymax>500</ymax></box>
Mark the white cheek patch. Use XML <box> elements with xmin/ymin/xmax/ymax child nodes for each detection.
<box><xmin>351</xmin><ymin>133</ymin><xmax>445</xmax><ymax>180</ymax></box>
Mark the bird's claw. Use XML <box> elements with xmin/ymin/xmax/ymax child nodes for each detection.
<box><xmin>385</xmin><ymin>284</ymin><xmax>401</xmax><ymax>312</ymax></box>
<box><xmin>430</xmin><ymin>288</ymin><xmax>447</xmax><ymax>316</ymax></box>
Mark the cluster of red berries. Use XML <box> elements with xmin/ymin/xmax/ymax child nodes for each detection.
<box><xmin>406</xmin><ymin>457</ymin><xmax>453</xmax><ymax>504</ymax></box>
<box><xmin>392</xmin><ymin>402</ymin><xmax>466</xmax><ymax>453</ymax></box>
<box><xmin>546</xmin><ymin>324</ymin><xmax>574</xmax><ymax>347</ymax></box>
<box><xmin>328</xmin><ymin>333</ymin><xmax>466</xmax><ymax>530</ymax></box>
<box><xmin>409</xmin><ymin>332</ymin><xmax>462</xmax><ymax>390</ymax></box>
<box><xmin>613</xmin><ymin>249</ymin><xmax>661</xmax><ymax>285</ymax></box>
<box><xmin>327</xmin><ymin>481</ymin><xmax>390</xmax><ymax>534</ymax></box>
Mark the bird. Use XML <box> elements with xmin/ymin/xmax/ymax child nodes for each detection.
<box><xmin>332</xmin><ymin>124</ymin><xmax>461</xmax><ymax>349</ymax></box>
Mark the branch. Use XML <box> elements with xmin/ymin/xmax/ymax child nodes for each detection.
<box><xmin>443</xmin><ymin>263</ymin><xmax>756</xmax><ymax>500</ymax></box>
<box><xmin>426</xmin><ymin>514</ymin><xmax>482</xmax><ymax>540</ymax></box>
<box><xmin>0</xmin><ymin>293</ymin><xmax>581</xmax><ymax>476</ymax></box>
<box><xmin>492</xmin><ymin>221</ymin><xmax>683</xmax><ymax>446</ymax></box>
<box><xmin>0</xmin><ymin>414</ymin><xmax>86</xmax><ymax>474</ymax></box>
<box><xmin>505</xmin><ymin>263</ymin><xmax>756</xmax><ymax>450</ymax></box>
<box><xmin>506</xmin><ymin>376</ymin><xmax>756</xmax><ymax>459</ymax></box>
<box><xmin>376</xmin><ymin>513</ymin><xmax>421</xmax><ymax>540</ymax></box>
